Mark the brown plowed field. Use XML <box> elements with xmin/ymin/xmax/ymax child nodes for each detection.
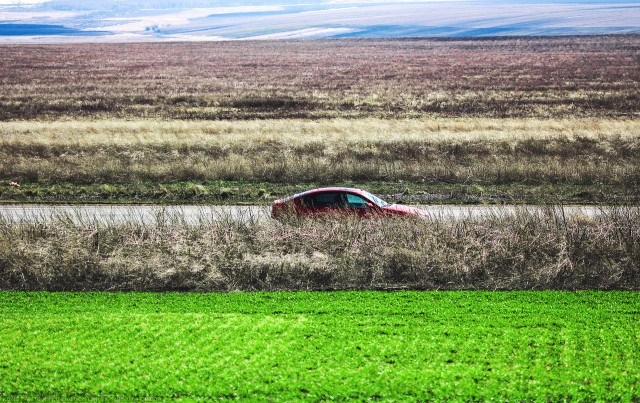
<box><xmin>1</xmin><ymin>35</ymin><xmax>639</xmax><ymax>120</ymax></box>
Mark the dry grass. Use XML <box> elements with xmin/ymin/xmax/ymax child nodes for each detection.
<box><xmin>0</xmin><ymin>206</ymin><xmax>638</xmax><ymax>291</ymax></box>
<box><xmin>2</xmin><ymin>118</ymin><xmax>639</xmax><ymax>145</ymax></box>
<box><xmin>1</xmin><ymin>37</ymin><xmax>638</xmax><ymax>202</ymax></box>
<box><xmin>1</xmin><ymin>118</ymin><xmax>638</xmax><ymax>188</ymax></box>
<box><xmin>1</xmin><ymin>36</ymin><xmax>639</xmax><ymax>120</ymax></box>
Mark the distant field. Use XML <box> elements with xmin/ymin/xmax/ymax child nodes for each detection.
<box><xmin>1</xmin><ymin>36</ymin><xmax>638</xmax><ymax>204</ymax></box>
<box><xmin>1</xmin><ymin>36</ymin><xmax>639</xmax><ymax>120</ymax></box>
<box><xmin>1</xmin><ymin>291</ymin><xmax>638</xmax><ymax>400</ymax></box>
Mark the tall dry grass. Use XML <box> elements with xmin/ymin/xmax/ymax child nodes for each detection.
<box><xmin>1</xmin><ymin>206</ymin><xmax>638</xmax><ymax>291</ymax></box>
<box><xmin>1</xmin><ymin>118</ymin><xmax>638</xmax><ymax>187</ymax></box>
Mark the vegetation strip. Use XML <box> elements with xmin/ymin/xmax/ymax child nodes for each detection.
<box><xmin>3</xmin><ymin>181</ymin><xmax>634</xmax><ymax>205</ymax></box>
<box><xmin>1</xmin><ymin>291</ymin><xmax>638</xmax><ymax>400</ymax></box>
<box><xmin>1</xmin><ymin>118</ymin><xmax>638</xmax><ymax>204</ymax></box>
<box><xmin>1</xmin><ymin>206</ymin><xmax>638</xmax><ymax>291</ymax></box>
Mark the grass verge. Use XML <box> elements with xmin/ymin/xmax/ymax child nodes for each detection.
<box><xmin>1</xmin><ymin>291</ymin><xmax>639</xmax><ymax>400</ymax></box>
<box><xmin>2</xmin><ymin>180</ymin><xmax>636</xmax><ymax>205</ymax></box>
<box><xmin>1</xmin><ymin>206</ymin><xmax>638</xmax><ymax>291</ymax></box>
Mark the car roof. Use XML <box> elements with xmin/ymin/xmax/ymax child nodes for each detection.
<box><xmin>282</xmin><ymin>187</ymin><xmax>368</xmax><ymax>201</ymax></box>
<box><xmin>303</xmin><ymin>187</ymin><xmax>366</xmax><ymax>195</ymax></box>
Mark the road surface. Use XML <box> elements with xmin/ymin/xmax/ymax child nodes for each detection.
<box><xmin>0</xmin><ymin>204</ymin><xmax>613</xmax><ymax>225</ymax></box>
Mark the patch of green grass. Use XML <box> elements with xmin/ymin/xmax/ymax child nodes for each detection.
<box><xmin>1</xmin><ymin>180</ymin><xmax>636</xmax><ymax>205</ymax></box>
<box><xmin>0</xmin><ymin>180</ymin><xmax>279</xmax><ymax>205</ymax></box>
<box><xmin>1</xmin><ymin>291</ymin><xmax>638</xmax><ymax>400</ymax></box>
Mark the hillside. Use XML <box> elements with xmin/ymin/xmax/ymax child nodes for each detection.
<box><xmin>1</xmin><ymin>0</ymin><xmax>640</xmax><ymax>42</ymax></box>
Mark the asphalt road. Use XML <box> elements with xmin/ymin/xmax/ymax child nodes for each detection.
<box><xmin>0</xmin><ymin>204</ymin><xmax>610</xmax><ymax>225</ymax></box>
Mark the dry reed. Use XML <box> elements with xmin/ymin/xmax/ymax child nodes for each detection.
<box><xmin>1</xmin><ymin>206</ymin><xmax>637</xmax><ymax>291</ymax></box>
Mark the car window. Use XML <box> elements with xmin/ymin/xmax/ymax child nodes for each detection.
<box><xmin>346</xmin><ymin>193</ymin><xmax>370</xmax><ymax>208</ymax></box>
<box><xmin>300</xmin><ymin>192</ymin><xmax>345</xmax><ymax>207</ymax></box>
<box><xmin>300</xmin><ymin>191</ymin><xmax>378</xmax><ymax>209</ymax></box>
<box><xmin>360</xmin><ymin>190</ymin><xmax>388</xmax><ymax>207</ymax></box>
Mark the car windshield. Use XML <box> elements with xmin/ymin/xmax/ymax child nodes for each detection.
<box><xmin>360</xmin><ymin>190</ymin><xmax>388</xmax><ymax>207</ymax></box>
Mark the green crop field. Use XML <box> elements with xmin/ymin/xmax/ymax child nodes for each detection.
<box><xmin>1</xmin><ymin>291</ymin><xmax>638</xmax><ymax>401</ymax></box>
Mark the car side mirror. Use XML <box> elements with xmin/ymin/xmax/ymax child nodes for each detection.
<box><xmin>366</xmin><ymin>203</ymin><xmax>374</xmax><ymax>208</ymax></box>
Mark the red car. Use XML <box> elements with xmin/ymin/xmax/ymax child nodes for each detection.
<box><xmin>271</xmin><ymin>187</ymin><xmax>429</xmax><ymax>219</ymax></box>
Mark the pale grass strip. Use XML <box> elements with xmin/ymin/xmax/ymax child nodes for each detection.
<box><xmin>0</xmin><ymin>118</ymin><xmax>638</xmax><ymax>147</ymax></box>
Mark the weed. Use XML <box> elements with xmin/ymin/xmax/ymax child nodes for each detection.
<box><xmin>0</xmin><ymin>119</ymin><xmax>638</xmax><ymax>202</ymax></box>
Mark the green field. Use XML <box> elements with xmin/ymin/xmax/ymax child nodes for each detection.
<box><xmin>1</xmin><ymin>291</ymin><xmax>638</xmax><ymax>401</ymax></box>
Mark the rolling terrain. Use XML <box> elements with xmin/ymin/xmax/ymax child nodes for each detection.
<box><xmin>2</xmin><ymin>36</ymin><xmax>639</xmax><ymax>121</ymax></box>
<box><xmin>1</xmin><ymin>0</ymin><xmax>640</xmax><ymax>42</ymax></box>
